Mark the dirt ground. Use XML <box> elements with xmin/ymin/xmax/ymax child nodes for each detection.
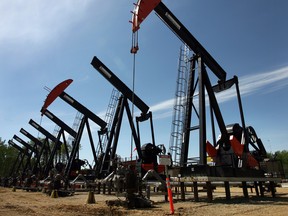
<box><xmin>1</xmin><ymin>186</ymin><xmax>288</xmax><ymax>216</ymax></box>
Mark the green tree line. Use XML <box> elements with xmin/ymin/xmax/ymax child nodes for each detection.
<box><xmin>269</xmin><ymin>150</ymin><xmax>288</xmax><ymax>178</ymax></box>
<box><xmin>0</xmin><ymin>137</ymin><xmax>70</xmax><ymax>178</ymax></box>
<box><xmin>0</xmin><ymin>138</ymin><xmax>19</xmax><ymax>177</ymax></box>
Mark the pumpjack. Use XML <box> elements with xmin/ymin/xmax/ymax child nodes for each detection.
<box><xmin>28</xmin><ymin>119</ymin><xmax>54</xmax><ymax>176</ymax></box>
<box><xmin>40</xmin><ymin>79</ymin><xmax>108</xmax><ymax>189</ymax></box>
<box><xmin>9</xmin><ymin>135</ymin><xmax>40</xmax><ymax>188</ymax></box>
<box><xmin>91</xmin><ymin>56</ymin><xmax>165</xmax><ymax>178</ymax></box>
<box><xmin>41</xmin><ymin>109</ymin><xmax>76</xmax><ymax>177</ymax></box>
<box><xmin>8</xmin><ymin>140</ymin><xmax>31</xmax><ymax>185</ymax></box>
<box><xmin>131</xmin><ymin>0</ymin><xmax>283</xmax><ymax>178</ymax></box>
<box><xmin>19</xmin><ymin>128</ymin><xmax>49</xmax><ymax>177</ymax></box>
<box><xmin>91</xmin><ymin>56</ymin><xmax>168</xmax><ymax>208</ymax></box>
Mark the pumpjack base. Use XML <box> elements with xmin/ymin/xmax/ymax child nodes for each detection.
<box><xmin>166</xmin><ymin>165</ymin><xmax>281</xmax><ymax>202</ymax></box>
<box><xmin>177</xmin><ymin>165</ymin><xmax>266</xmax><ymax>178</ymax></box>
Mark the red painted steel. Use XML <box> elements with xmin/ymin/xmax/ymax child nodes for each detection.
<box><xmin>229</xmin><ymin>135</ymin><xmax>244</xmax><ymax>157</ymax></box>
<box><xmin>206</xmin><ymin>141</ymin><xmax>217</xmax><ymax>158</ymax></box>
<box><xmin>41</xmin><ymin>79</ymin><xmax>73</xmax><ymax>115</ymax></box>
<box><xmin>132</xmin><ymin>0</ymin><xmax>161</xmax><ymax>32</ymax></box>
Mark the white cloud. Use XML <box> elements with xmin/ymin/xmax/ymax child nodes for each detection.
<box><xmin>150</xmin><ymin>98</ymin><xmax>175</xmax><ymax>112</ymax></box>
<box><xmin>216</xmin><ymin>65</ymin><xmax>288</xmax><ymax>102</ymax></box>
<box><xmin>240</xmin><ymin>66</ymin><xmax>288</xmax><ymax>95</ymax></box>
<box><xmin>0</xmin><ymin>0</ymin><xmax>94</xmax><ymax>45</ymax></box>
<box><xmin>149</xmin><ymin>65</ymin><xmax>288</xmax><ymax>119</ymax></box>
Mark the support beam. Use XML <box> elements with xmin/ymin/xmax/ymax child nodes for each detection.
<box><xmin>59</xmin><ymin>91</ymin><xmax>107</xmax><ymax>130</ymax></box>
<box><xmin>29</xmin><ymin>119</ymin><xmax>59</xmax><ymax>144</ymax></box>
<box><xmin>91</xmin><ymin>56</ymin><xmax>149</xmax><ymax>115</ymax></box>
<box><xmin>20</xmin><ymin>128</ymin><xmax>43</xmax><ymax>148</ymax></box>
<box><xmin>242</xmin><ymin>181</ymin><xmax>249</xmax><ymax>199</ymax></box>
<box><xmin>224</xmin><ymin>181</ymin><xmax>231</xmax><ymax>200</ymax></box>
<box><xmin>198</xmin><ymin>57</ymin><xmax>207</xmax><ymax>165</ymax></box>
<box><xmin>42</xmin><ymin>109</ymin><xmax>77</xmax><ymax>138</ymax></box>
<box><xmin>13</xmin><ymin>135</ymin><xmax>34</xmax><ymax>152</ymax></box>
<box><xmin>193</xmin><ymin>181</ymin><xmax>199</xmax><ymax>202</ymax></box>
<box><xmin>8</xmin><ymin>140</ymin><xmax>27</xmax><ymax>155</ymax></box>
<box><xmin>181</xmin><ymin>56</ymin><xmax>196</xmax><ymax>166</ymax></box>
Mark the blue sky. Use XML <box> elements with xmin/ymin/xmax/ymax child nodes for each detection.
<box><xmin>0</xmin><ymin>0</ymin><xmax>288</xmax><ymax>164</ymax></box>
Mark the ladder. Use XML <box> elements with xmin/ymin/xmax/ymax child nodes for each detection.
<box><xmin>67</xmin><ymin>111</ymin><xmax>83</xmax><ymax>145</ymax></box>
<box><xmin>51</xmin><ymin>125</ymin><xmax>62</xmax><ymax>163</ymax></box>
<box><xmin>169</xmin><ymin>45</ymin><xmax>191</xmax><ymax>166</ymax></box>
<box><xmin>67</xmin><ymin>111</ymin><xmax>84</xmax><ymax>160</ymax></box>
<box><xmin>95</xmin><ymin>88</ymin><xmax>120</xmax><ymax>160</ymax></box>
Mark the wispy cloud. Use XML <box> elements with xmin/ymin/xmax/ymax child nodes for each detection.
<box><xmin>216</xmin><ymin>65</ymin><xmax>288</xmax><ymax>103</ymax></box>
<box><xmin>240</xmin><ymin>66</ymin><xmax>288</xmax><ymax>95</ymax></box>
<box><xmin>0</xmin><ymin>0</ymin><xmax>94</xmax><ymax>45</ymax></box>
<box><xmin>150</xmin><ymin>98</ymin><xmax>175</xmax><ymax>112</ymax></box>
<box><xmin>150</xmin><ymin>65</ymin><xmax>288</xmax><ymax>119</ymax></box>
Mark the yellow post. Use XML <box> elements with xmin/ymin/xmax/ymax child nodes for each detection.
<box><xmin>86</xmin><ymin>191</ymin><xmax>96</xmax><ymax>204</ymax></box>
<box><xmin>50</xmin><ymin>190</ymin><xmax>58</xmax><ymax>198</ymax></box>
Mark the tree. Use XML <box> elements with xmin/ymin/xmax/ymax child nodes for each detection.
<box><xmin>274</xmin><ymin>150</ymin><xmax>288</xmax><ymax>178</ymax></box>
<box><xmin>0</xmin><ymin>138</ymin><xmax>18</xmax><ymax>177</ymax></box>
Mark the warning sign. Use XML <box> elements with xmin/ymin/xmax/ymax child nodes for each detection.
<box><xmin>159</xmin><ymin>155</ymin><xmax>172</xmax><ymax>166</ymax></box>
